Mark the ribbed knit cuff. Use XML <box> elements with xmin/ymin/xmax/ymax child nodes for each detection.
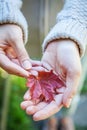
<box><xmin>0</xmin><ymin>0</ymin><xmax>23</xmax><ymax>8</ymax></box>
<box><xmin>42</xmin><ymin>19</ymin><xmax>87</xmax><ymax>57</ymax></box>
<box><xmin>0</xmin><ymin>0</ymin><xmax>28</xmax><ymax>44</ymax></box>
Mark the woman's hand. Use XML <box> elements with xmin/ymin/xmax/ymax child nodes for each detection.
<box><xmin>42</xmin><ymin>39</ymin><xmax>82</xmax><ymax>107</ymax></box>
<box><xmin>0</xmin><ymin>24</ymin><xmax>31</xmax><ymax>77</ymax></box>
<box><xmin>21</xmin><ymin>39</ymin><xmax>82</xmax><ymax>121</ymax></box>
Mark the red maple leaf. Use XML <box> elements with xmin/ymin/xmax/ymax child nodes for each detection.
<box><xmin>27</xmin><ymin>70</ymin><xmax>65</xmax><ymax>102</ymax></box>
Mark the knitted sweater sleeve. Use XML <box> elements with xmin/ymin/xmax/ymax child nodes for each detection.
<box><xmin>42</xmin><ymin>0</ymin><xmax>87</xmax><ymax>57</ymax></box>
<box><xmin>0</xmin><ymin>0</ymin><xmax>28</xmax><ymax>43</ymax></box>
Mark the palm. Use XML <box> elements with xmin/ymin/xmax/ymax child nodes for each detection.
<box><xmin>42</xmin><ymin>40</ymin><xmax>81</xmax><ymax>107</ymax></box>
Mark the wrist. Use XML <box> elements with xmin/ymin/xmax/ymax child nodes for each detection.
<box><xmin>46</xmin><ymin>39</ymin><xmax>80</xmax><ymax>57</ymax></box>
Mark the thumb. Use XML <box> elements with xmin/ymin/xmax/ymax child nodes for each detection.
<box><xmin>12</xmin><ymin>39</ymin><xmax>31</xmax><ymax>70</ymax></box>
<box><xmin>63</xmin><ymin>70</ymin><xmax>81</xmax><ymax>108</ymax></box>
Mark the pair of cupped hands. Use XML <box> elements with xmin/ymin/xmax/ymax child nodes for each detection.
<box><xmin>0</xmin><ymin>24</ymin><xmax>81</xmax><ymax>121</ymax></box>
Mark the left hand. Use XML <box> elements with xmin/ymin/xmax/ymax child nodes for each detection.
<box><xmin>21</xmin><ymin>39</ymin><xmax>82</xmax><ymax>121</ymax></box>
<box><xmin>0</xmin><ymin>24</ymin><xmax>31</xmax><ymax>77</ymax></box>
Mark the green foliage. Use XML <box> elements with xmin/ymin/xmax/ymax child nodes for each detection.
<box><xmin>0</xmin><ymin>69</ymin><xmax>37</xmax><ymax>130</ymax></box>
<box><xmin>7</xmin><ymin>76</ymin><xmax>36</xmax><ymax>130</ymax></box>
<box><xmin>75</xmin><ymin>125</ymin><xmax>87</xmax><ymax>130</ymax></box>
<box><xmin>81</xmin><ymin>77</ymin><xmax>87</xmax><ymax>94</ymax></box>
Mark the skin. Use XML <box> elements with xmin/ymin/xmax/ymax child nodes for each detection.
<box><xmin>21</xmin><ymin>39</ymin><xmax>82</xmax><ymax>121</ymax></box>
<box><xmin>0</xmin><ymin>24</ymin><xmax>42</xmax><ymax>77</ymax></box>
<box><xmin>0</xmin><ymin>24</ymin><xmax>81</xmax><ymax>121</ymax></box>
<box><xmin>0</xmin><ymin>24</ymin><xmax>31</xmax><ymax>77</ymax></box>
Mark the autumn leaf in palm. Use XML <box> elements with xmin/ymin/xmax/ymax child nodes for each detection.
<box><xmin>27</xmin><ymin>70</ymin><xmax>65</xmax><ymax>102</ymax></box>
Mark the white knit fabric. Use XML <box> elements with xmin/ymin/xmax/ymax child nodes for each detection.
<box><xmin>0</xmin><ymin>0</ymin><xmax>28</xmax><ymax>44</ymax></box>
<box><xmin>42</xmin><ymin>0</ymin><xmax>87</xmax><ymax>57</ymax></box>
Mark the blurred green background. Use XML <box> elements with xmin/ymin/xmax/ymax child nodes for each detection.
<box><xmin>0</xmin><ymin>0</ymin><xmax>87</xmax><ymax>130</ymax></box>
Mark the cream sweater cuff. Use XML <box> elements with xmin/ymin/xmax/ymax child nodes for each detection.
<box><xmin>0</xmin><ymin>0</ymin><xmax>28</xmax><ymax>44</ymax></box>
<box><xmin>42</xmin><ymin>19</ymin><xmax>87</xmax><ymax>57</ymax></box>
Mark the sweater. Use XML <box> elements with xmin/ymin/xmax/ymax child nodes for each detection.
<box><xmin>42</xmin><ymin>0</ymin><xmax>87</xmax><ymax>57</ymax></box>
<box><xmin>0</xmin><ymin>0</ymin><xmax>28</xmax><ymax>44</ymax></box>
<box><xmin>0</xmin><ymin>0</ymin><xmax>87</xmax><ymax>56</ymax></box>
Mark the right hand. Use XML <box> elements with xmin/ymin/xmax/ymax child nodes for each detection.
<box><xmin>21</xmin><ymin>39</ymin><xmax>82</xmax><ymax>121</ymax></box>
<box><xmin>0</xmin><ymin>24</ymin><xmax>31</xmax><ymax>77</ymax></box>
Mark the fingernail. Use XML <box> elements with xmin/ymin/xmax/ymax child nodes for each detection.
<box><xmin>66</xmin><ymin>98</ymin><xmax>72</xmax><ymax>108</ymax></box>
<box><xmin>22</xmin><ymin>60</ymin><xmax>32</xmax><ymax>70</ymax></box>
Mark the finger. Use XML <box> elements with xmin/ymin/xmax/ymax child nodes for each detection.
<box><xmin>63</xmin><ymin>70</ymin><xmax>81</xmax><ymax>108</ymax></box>
<box><xmin>0</xmin><ymin>53</ymin><xmax>29</xmax><ymax>77</ymax></box>
<box><xmin>20</xmin><ymin>101</ymin><xmax>34</xmax><ymax>110</ymax></box>
<box><xmin>26</xmin><ymin>102</ymin><xmax>48</xmax><ymax>115</ymax></box>
<box><xmin>31</xmin><ymin>60</ymin><xmax>42</xmax><ymax>66</ymax></box>
<box><xmin>56</xmin><ymin>87</ymin><xmax>66</xmax><ymax>94</ymax></box>
<box><xmin>29</xmin><ymin>69</ymin><xmax>38</xmax><ymax>76</ymax></box>
<box><xmin>31</xmin><ymin>66</ymin><xmax>48</xmax><ymax>72</ymax></box>
<box><xmin>41</xmin><ymin>50</ymin><xmax>55</xmax><ymax>70</ymax></box>
<box><xmin>42</xmin><ymin>62</ymin><xmax>53</xmax><ymax>71</ymax></box>
<box><xmin>23</xmin><ymin>89</ymin><xmax>31</xmax><ymax>100</ymax></box>
<box><xmin>11</xmin><ymin>58</ymin><xmax>20</xmax><ymax>65</ymax></box>
<box><xmin>12</xmin><ymin>59</ymin><xmax>33</xmax><ymax>77</ymax></box>
<box><xmin>12</xmin><ymin>39</ymin><xmax>31</xmax><ymax>70</ymax></box>
<box><xmin>30</xmin><ymin>66</ymin><xmax>49</xmax><ymax>76</ymax></box>
<box><xmin>33</xmin><ymin>94</ymin><xmax>63</xmax><ymax>121</ymax></box>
